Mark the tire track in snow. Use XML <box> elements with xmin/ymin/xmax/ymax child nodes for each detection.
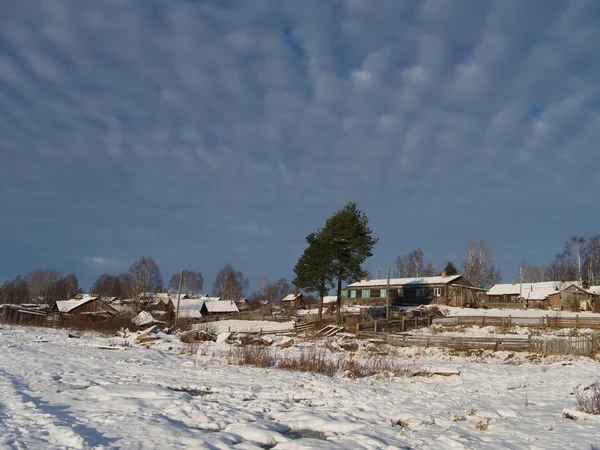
<box><xmin>0</xmin><ymin>368</ymin><xmax>117</xmax><ymax>449</ymax></box>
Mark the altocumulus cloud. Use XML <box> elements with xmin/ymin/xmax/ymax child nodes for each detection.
<box><xmin>0</xmin><ymin>0</ymin><xmax>599</xmax><ymax>289</ymax></box>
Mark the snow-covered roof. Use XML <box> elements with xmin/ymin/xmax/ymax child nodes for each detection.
<box><xmin>203</xmin><ymin>300</ymin><xmax>239</xmax><ymax>313</ymax></box>
<box><xmin>488</xmin><ymin>281</ymin><xmax>583</xmax><ymax>299</ymax></box>
<box><xmin>323</xmin><ymin>296</ymin><xmax>337</xmax><ymax>304</ymax></box>
<box><xmin>588</xmin><ymin>286</ymin><xmax>600</xmax><ymax>295</ymax></box>
<box><xmin>282</xmin><ymin>293</ymin><xmax>302</xmax><ymax>302</ymax></box>
<box><xmin>55</xmin><ymin>295</ymin><xmax>99</xmax><ymax>313</ymax></box>
<box><xmin>347</xmin><ymin>275</ymin><xmax>463</xmax><ymax>288</ymax></box>
<box><xmin>133</xmin><ymin>311</ymin><xmax>162</xmax><ymax>326</ymax></box>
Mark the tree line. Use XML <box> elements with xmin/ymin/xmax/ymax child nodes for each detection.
<box><xmin>519</xmin><ymin>235</ymin><xmax>600</xmax><ymax>284</ymax></box>
<box><xmin>394</xmin><ymin>241</ymin><xmax>502</xmax><ymax>289</ymax></box>
<box><xmin>0</xmin><ymin>257</ymin><xmax>279</xmax><ymax>306</ymax></box>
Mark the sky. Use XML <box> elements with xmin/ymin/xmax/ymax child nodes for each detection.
<box><xmin>1</xmin><ymin>0</ymin><xmax>599</xmax><ymax>293</ymax></box>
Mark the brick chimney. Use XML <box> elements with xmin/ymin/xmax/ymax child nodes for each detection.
<box><xmin>441</xmin><ymin>270</ymin><xmax>447</xmax><ymax>278</ymax></box>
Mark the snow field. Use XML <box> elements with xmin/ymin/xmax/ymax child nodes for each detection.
<box><xmin>0</xmin><ymin>323</ymin><xmax>599</xmax><ymax>449</ymax></box>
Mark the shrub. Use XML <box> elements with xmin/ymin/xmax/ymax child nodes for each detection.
<box><xmin>474</xmin><ymin>417</ymin><xmax>490</xmax><ymax>431</ymax></box>
<box><xmin>575</xmin><ymin>383</ymin><xmax>600</xmax><ymax>414</ymax></box>
<box><xmin>182</xmin><ymin>341</ymin><xmax>199</xmax><ymax>356</ymax></box>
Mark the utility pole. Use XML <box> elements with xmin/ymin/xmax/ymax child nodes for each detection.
<box><xmin>519</xmin><ymin>266</ymin><xmax>525</xmax><ymax>309</ymax></box>
<box><xmin>386</xmin><ymin>266</ymin><xmax>391</xmax><ymax>320</ymax></box>
<box><xmin>174</xmin><ymin>269</ymin><xmax>184</xmax><ymax>328</ymax></box>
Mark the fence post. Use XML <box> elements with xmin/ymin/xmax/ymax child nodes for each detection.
<box><xmin>458</xmin><ymin>316</ymin><xmax>461</xmax><ymax>325</ymax></box>
<box><xmin>402</xmin><ymin>316</ymin><xmax>405</xmax><ymax>332</ymax></box>
<box><xmin>509</xmin><ymin>315</ymin><xmax>512</xmax><ymax>327</ymax></box>
<box><xmin>415</xmin><ymin>317</ymin><xmax>418</xmax><ymax>329</ymax></box>
<box><xmin>374</xmin><ymin>320</ymin><xmax>378</xmax><ymax>333</ymax></box>
<box><xmin>576</xmin><ymin>315</ymin><xmax>579</xmax><ymax>328</ymax></box>
<box><xmin>482</xmin><ymin>316</ymin><xmax>485</xmax><ymax>327</ymax></box>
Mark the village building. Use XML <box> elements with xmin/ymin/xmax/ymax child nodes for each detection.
<box><xmin>344</xmin><ymin>273</ymin><xmax>479</xmax><ymax>307</ymax></box>
<box><xmin>1</xmin><ymin>303</ymin><xmax>49</xmax><ymax>325</ymax></box>
<box><xmin>175</xmin><ymin>298</ymin><xmax>205</xmax><ymax>321</ymax></box>
<box><xmin>200</xmin><ymin>300</ymin><xmax>239</xmax><ymax>316</ymax></box>
<box><xmin>487</xmin><ymin>281</ymin><xmax>596</xmax><ymax>310</ymax></box>
<box><xmin>281</xmin><ymin>293</ymin><xmax>304</xmax><ymax>312</ymax></box>
<box><xmin>54</xmin><ymin>295</ymin><xmax>117</xmax><ymax>319</ymax></box>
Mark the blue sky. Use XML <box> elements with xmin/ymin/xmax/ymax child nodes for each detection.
<box><xmin>1</xmin><ymin>0</ymin><xmax>599</xmax><ymax>292</ymax></box>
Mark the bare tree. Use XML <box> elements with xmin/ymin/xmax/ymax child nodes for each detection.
<box><xmin>395</xmin><ymin>247</ymin><xmax>435</xmax><ymax>278</ymax></box>
<box><xmin>168</xmin><ymin>271</ymin><xmax>204</xmax><ymax>295</ymax></box>
<box><xmin>126</xmin><ymin>256</ymin><xmax>163</xmax><ymax>299</ymax></box>
<box><xmin>0</xmin><ymin>275</ymin><xmax>30</xmax><ymax>304</ymax></box>
<box><xmin>213</xmin><ymin>264</ymin><xmax>249</xmax><ymax>300</ymax></box>
<box><xmin>91</xmin><ymin>274</ymin><xmax>124</xmax><ymax>297</ymax></box>
<box><xmin>551</xmin><ymin>236</ymin><xmax>587</xmax><ymax>282</ymax></box>
<box><xmin>25</xmin><ymin>269</ymin><xmax>61</xmax><ymax>302</ymax></box>
<box><xmin>276</xmin><ymin>277</ymin><xmax>291</xmax><ymax>300</ymax></box>
<box><xmin>258</xmin><ymin>277</ymin><xmax>279</xmax><ymax>304</ymax></box>
<box><xmin>519</xmin><ymin>260</ymin><xmax>551</xmax><ymax>283</ymax></box>
<box><xmin>584</xmin><ymin>234</ymin><xmax>600</xmax><ymax>285</ymax></box>
<box><xmin>461</xmin><ymin>240</ymin><xmax>501</xmax><ymax>288</ymax></box>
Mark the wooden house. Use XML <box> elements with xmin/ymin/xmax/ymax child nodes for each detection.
<box><xmin>200</xmin><ymin>300</ymin><xmax>239</xmax><ymax>316</ymax></box>
<box><xmin>281</xmin><ymin>293</ymin><xmax>303</xmax><ymax>312</ymax></box>
<box><xmin>550</xmin><ymin>283</ymin><xmax>594</xmax><ymax>311</ymax></box>
<box><xmin>1</xmin><ymin>304</ymin><xmax>49</xmax><ymax>325</ymax></box>
<box><xmin>487</xmin><ymin>281</ymin><xmax>592</xmax><ymax>310</ymax></box>
<box><xmin>344</xmin><ymin>274</ymin><xmax>478</xmax><ymax>307</ymax></box>
<box><xmin>54</xmin><ymin>295</ymin><xmax>117</xmax><ymax>318</ymax></box>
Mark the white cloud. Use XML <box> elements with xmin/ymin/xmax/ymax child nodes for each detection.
<box><xmin>83</xmin><ymin>257</ymin><xmax>120</xmax><ymax>267</ymax></box>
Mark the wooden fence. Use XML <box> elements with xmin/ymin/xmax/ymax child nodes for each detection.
<box><xmin>355</xmin><ymin>331</ymin><xmax>600</xmax><ymax>356</ymax></box>
<box><xmin>432</xmin><ymin>315</ymin><xmax>600</xmax><ymax>329</ymax></box>
<box><xmin>357</xmin><ymin>316</ymin><xmax>432</xmax><ymax>333</ymax></box>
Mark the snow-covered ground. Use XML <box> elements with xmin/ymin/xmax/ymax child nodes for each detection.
<box><xmin>441</xmin><ymin>306</ymin><xmax>599</xmax><ymax>318</ymax></box>
<box><xmin>1</xmin><ymin>323</ymin><xmax>600</xmax><ymax>449</ymax></box>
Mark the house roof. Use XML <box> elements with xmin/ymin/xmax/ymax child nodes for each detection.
<box><xmin>323</xmin><ymin>296</ymin><xmax>337</xmax><ymax>304</ymax></box>
<box><xmin>282</xmin><ymin>293</ymin><xmax>302</xmax><ymax>302</ymax></box>
<box><xmin>347</xmin><ymin>274</ymin><xmax>464</xmax><ymax>288</ymax></box>
<box><xmin>202</xmin><ymin>300</ymin><xmax>239</xmax><ymax>313</ymax></box>
<box><xmin>588</xmin><ymin>286</ymin><xmax>600</xmax><ymax>295</ymax></box>
<box><xmin>488</xmin><ymin>281</ymin><xmax>585</xmax><ymax>300</ymax></box>
<box><xmin>55</xmin><ymin>295</ymin><xmax>99</xmax><ymax>313</ymax></box>
<box><xmin>176</xmin><ymin>298</ymin><xmax>204</xmax><ymax>319</ymax></box>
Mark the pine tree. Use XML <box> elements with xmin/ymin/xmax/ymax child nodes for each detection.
<box><xmin>443</xmin><ymin>261</ymin><xmax>458</xmax><ymax>276</ymax></box>
<box><xmin>293</xmin><ymin>231</ymin><xmax>333</xmax><ymax>321</ymax></box>
<box><xmin>320</xmin><ymin>202</ymin><xmax>378</xmax><ymax>323</ymax></box>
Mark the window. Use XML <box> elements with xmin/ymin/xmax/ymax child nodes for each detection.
<box><xmin>341</xmin><ymin>290</ymin><xmax>347</xmax><ymax>298</ymax></box>
<box><xmin>433</xmin><ymin>288</ymin><xmax>441</xmax><ymax>297</ymax></box>
<box><xmin>397</xmin><ymin>288</ymin><xmax>404</xmax><ymax>297</ymax></box>
<box><xmin>380</xmin><ymin>288</ymin><xmax>387</xmax><ymax>298</ymax></box>
<box><xmin>361</xmin><ymin>289</ymin><xmax>370</xmax><ymax>299</ymax></box>
<box><xmin>416</xmin><ymin>288</ymin><xmax>426</xmax><ymax>298</ymax></box>
<box><xmin>350</xmin><ymin>290</ymin><xmax>357</xmax><ymax>299</ymax></box>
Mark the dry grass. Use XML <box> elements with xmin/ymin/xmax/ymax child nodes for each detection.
<box><xmin>182</xmin><ymin>341</ymin><xmax>200</xmax><ymax>355</ymax></box>
<box><xmin>233</xmin><ymin>345</ymin><xmax>273</xmax><ymax>368</ymax></box>
<box><xmin>474</xmin><ymin>417</ymin><xmax>490</xmax><ymax>431</ymax></box>
<box><xmin>575</xmin><ymin>382</ymin><xmax>600</xmax><ymax>414</ymax></box>
<box><xmin>277</xmin><ymin>348</ymin><xmax>338</xmax><ymax>376</ymax></box>
<box><xmin>390</xmin><ymin>418</ymin><xmax>409</xmax><ymax>428</ymax></box>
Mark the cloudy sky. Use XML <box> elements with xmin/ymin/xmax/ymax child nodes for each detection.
<box><xmin>1</xmin><ymin>0</ymin><xmax>599</xmax><ymax>292</ymax></box>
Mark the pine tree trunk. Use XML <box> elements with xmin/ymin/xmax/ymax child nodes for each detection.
<box><xmin>336</xmin><ymin>274</ymin><xmax>342</xmax><ymax>325</ymax></box>
<box><xmin>318</xmin><ymin>294</ymin><xmax>323</xmax><ymax>321</ymax></box>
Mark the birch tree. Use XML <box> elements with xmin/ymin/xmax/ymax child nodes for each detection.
<box><xmin>461</xmin><ymin>240</ymin><xmax>501</xmax><ymax>288</ymax></box>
